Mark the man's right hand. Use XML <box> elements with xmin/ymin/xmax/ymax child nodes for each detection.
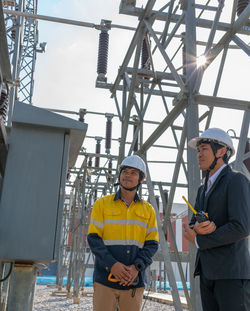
<box><xmin>194</xmin><ymin>221</ymin><xmax>216</xmax><ymax>235</ymax></box>
<box><xmin>110</xmin><ymin>262</ymin><xmax>131</xmax><ymax>284</ymax></box>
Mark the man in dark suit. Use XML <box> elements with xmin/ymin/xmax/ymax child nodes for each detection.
<box><xmin>183</xmin><ymin>128</ymin><xmax>250</xmax><ymax>311</ymax></box>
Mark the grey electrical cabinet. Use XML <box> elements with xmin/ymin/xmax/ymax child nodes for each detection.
<box><xmin>0</xmin><ymin>102</ymin><xmax>87</xmax><ymax>263</ymax></box>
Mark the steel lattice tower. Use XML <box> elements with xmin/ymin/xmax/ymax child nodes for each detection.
<box><xmin>18</xmin><ymin>0</ymin><xmax>38</xmax><ymax>104</ymax></box>
<box><xmin>4</xmin><ymin>0</ymin><xmax>39</xmax><ymax>125</ymax></box>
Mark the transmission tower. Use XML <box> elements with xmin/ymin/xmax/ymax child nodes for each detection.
<box><xmin>93</xmin><ymin>1</ymin><xmax>250</xmax><ymax>310</ymax></box>
<box><xmin>3</xmin><ymin>0</ymin><xmax>43</xmax><ymax>125</ymax></box>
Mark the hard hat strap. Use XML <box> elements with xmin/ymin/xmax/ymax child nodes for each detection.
<box><xmin>203</xmin><ymin>157</ymin><xmax>217</xmax><ymax>193</ymax></box>
<box><xmin>121</xmin><ymin>184</ymin><xmax>139</xmax><ymax>191</ymax></box>
<box><xmin>203</xmin><ymin>141</ymin><xmax>219</xmax><ymax>192</ymax></box>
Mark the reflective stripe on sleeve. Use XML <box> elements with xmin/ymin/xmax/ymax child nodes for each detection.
<box><xmin>104</xmin><ymin>219</ymin><xmax>147</xmax><ymax>228</ymax></box>
<box><xmin>103</xmin><ymin>239</ymin><xmax>144</xmax><ymax>248</ymax></box>
<box><xmin>91</xmin><ymin>219</ymin><xmax>104</xmax><ymax>229</ymax></box>
<box><xmin>146</xmin><ymin>226</ymin><xmax>158</xmax><ymax>234</ymax></box>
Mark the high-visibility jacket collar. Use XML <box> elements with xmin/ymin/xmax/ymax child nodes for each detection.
<box><xmin>114</xmin><ymin>188</ymin><xmax>143</xmax><ymax>203</ymax></box>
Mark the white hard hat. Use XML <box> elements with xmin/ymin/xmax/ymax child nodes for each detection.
<box><xmin>188</xmin><ymin>128</ymin><xmax>235</xmax><ymax>156</ymax></box>
<box><xmin>120</xmin><ymin>155</ymin><xmax>147</xmax><ymax>178</ymax></box>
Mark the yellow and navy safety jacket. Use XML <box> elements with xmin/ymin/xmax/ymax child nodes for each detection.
<box><xmin>87</xmin><ymin>189</ymin><xmax>159</xmax><ymax>290</ymax></box>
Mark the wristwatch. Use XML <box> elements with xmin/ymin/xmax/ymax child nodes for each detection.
<box><xmin>135</xmin><ymin>262</ymin><xmax>143</xmax><ymax>272</ymax></box>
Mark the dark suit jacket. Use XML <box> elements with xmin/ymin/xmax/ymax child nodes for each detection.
<box><xmin>191</xmin><ymin>165</ymin><xmax>250</xmax><ymax>280</ymax></box>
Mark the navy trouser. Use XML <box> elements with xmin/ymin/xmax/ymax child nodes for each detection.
<box><xmin>200</xmin><ymin>273</ymin><xmax>250</xmax><ymax>311</ymax></box>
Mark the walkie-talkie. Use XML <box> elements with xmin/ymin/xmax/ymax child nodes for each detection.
<box><xmin>182</xmin><ymin>196</ymin><xmax>209</xmax><ymax>223</ymax></box>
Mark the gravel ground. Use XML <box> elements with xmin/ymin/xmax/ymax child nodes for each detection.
<box><xmin>33</xmin><ymin>285</ymin><xmax>188</xmax><ymax>311</ymax></box>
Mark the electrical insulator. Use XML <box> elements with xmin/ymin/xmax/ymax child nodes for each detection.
<box><xmin>163</xmin><ymin>190</ymin><xmax>169</xmax><ymax>205</ymax></box>
<box><xmin>236</xmin><ymin>0</ymin><xmax>249</xmax><ymax>16</ymax></box>
<box><xmin>141</xmin><ymin>37</ymin><xmax>150</xmax><ymax>70</ymax></box>
<box><xmin>11</xmin><ymin>28</ymin><xmax>16</xmax><ymax>40</ymax></box>
<box><xmin>108</xmin><ymin>159</ymin><xmax>112</xmax><ymax>182</ymax></box>
<box><xmin>155</xmin><ymin>195</ymin><xmax>160</xmax><ymax>210</ymax></box>
<box><xmin>87</xmin><ymin>157</ymin><xmax>92</xmax><ymax>182</ymax></box>
<box><xmin>181</xmin><ymin>32</ymin><xmax>186</xmax><ymax>76</ymax></box>
<box><xmin>133</xmin><ymin>125</ymin><xmax>138</xmax><ymax>152</ymax></box>
<box><xmin>97</xmin><ymin>20</ymin><xmax>111</xmax><ymax>82</ymax></box>
<box><xmin>79</xmin><ymin>108</ymin><xmax>86</xmax><ymax>122</ymax></box>
<box><xmin>0</xmin><ymin>87</ymin><xmax>8</xmax><ymax>121</ymax></box>
<box><xmin>133</xmin><ymin>116</ymin><xmax>138</xmax><ymax>152</ymax></box>
<box><xmin>105</xmin><ymin>118</ymin><xmax>112</xmax><ymax>153</ymax></box>
<box><xmin>105</xmin><ymin>114</ymin><xmax>113</xmax><ymax>154</ymax></box>
<box><xmin>163</xmin><ymin>190</ymin><xmax>169</xmax><ymax>217</ymax></box>
<box><xmin>88</xmin><ymin>157</ymin><xmax>92</xmax><ymax>168</ymax></box>
<box><xmin>95</xmin><ymin>137</ymin><xmax>102</xmax><ymax>168</ymax></box>
<box><xmin>97</xmin><ymin>30</ymin><xmax>109</xmax><ymax>76</ymax></box>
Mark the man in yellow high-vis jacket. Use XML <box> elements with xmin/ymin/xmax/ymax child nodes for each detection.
<box><xmin>88</xmin><ymin>155</ymin><xmax>159</xmax><ymax>311</ymax></box>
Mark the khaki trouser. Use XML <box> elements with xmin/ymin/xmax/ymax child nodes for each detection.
<box><xmin>93</xmin><ymin>282</ymin><xmax>144</xmax><ymax>311</ymax></box>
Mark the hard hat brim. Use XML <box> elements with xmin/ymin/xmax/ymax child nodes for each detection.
<box><xmin>188</xmin><ymin>137</ymin><xmax>200</xmax><ymax>150</ymax></box>
<box><xmin>188</xmin><ymin>136</ymin><xmax>235</xmax><ymax>156</ymax></box>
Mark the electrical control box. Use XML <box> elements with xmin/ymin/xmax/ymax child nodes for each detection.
<box><xmin>0</xmin><ymin>102</ymin><xmax>87</xmax><ymax>263</ymax></box>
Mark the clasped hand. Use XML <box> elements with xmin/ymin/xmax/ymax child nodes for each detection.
<box><xmin>110</xmin><ymin>262</ymin><xmax>138</xmax><ymax>286</ymax></box>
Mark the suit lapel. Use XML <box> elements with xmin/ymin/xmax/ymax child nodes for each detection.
<box><xmin>203</xmin><ymin>165</ymin><xmax>230</xmax><ymax>212</ymax></box>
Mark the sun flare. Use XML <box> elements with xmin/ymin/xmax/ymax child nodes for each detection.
<box><xmin>197</xmin><ymin>54</ymin><xmax>207</xmax><ymax>67</ymax></box>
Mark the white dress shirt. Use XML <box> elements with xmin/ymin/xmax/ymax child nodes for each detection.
<box><xmin>204</xmin><ymin>164</ymin><xmax>226</xmax><ymax>195</ymax></box>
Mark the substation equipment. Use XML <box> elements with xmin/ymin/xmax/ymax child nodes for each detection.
<box><xmin>0</xmin><ymin>1</ymin><xmax>88</xmax><ymax>310</ymax></box>
<box><xmin>0</xmin><ymin>1</ymin><xmax>249</xmax><ymax>311</ymax></box>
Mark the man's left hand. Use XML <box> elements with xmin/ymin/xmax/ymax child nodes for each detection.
<box><xmin>127</xmin><ymin>265</ymin><xmax>139</xmax><ymax>286</ymax></box>
<box><xmin>183</xmin><ymin>223</ymin><xmax>196</xmax><ymax>244</ymax></box>
<box><xmin>119</xmin><ymin>265</ymin><xmax>139</xmax><ymax>286</ymax></box>
<box><xmin>194</xmin><ymin>221</ymin><xmax>216</xmax><ymax>235</ymax></box>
